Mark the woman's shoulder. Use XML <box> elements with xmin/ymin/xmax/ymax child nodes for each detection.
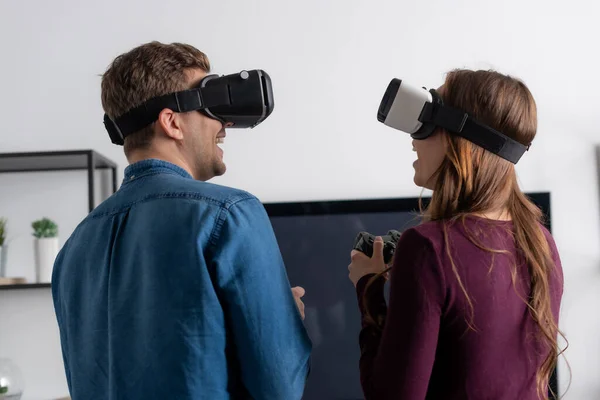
<box><xmin>409</xmin><ymin>219</ymin><xmax>445</xmax><ymax>237</ymax></box>
<box><xmin>403</xmin><ymin>218</ymin><xmax>468</xmax><ymax>243</ymax></box>
<box><xmin>538</xmin><ymin>222</ymin><xmax>557</xmax><ymax>249</ymax></box>
<box><xmin>537</xmin><ymin>222</ymin><xmax>563</xmax><ymax>272</ymax></box>
<box><xmin>399</xmin><ymin>220</ymin><xmax>446</xmax><ymax>252</ymax></box>
<box><xmin>403</xmin><ymin>217</ymin><xmax>563</xmax><ymax>272</ymax></box>
<box><xmin>401</xmin><ymin>216</ymin><xmax>514</xmax><ymax>251</ymax></box>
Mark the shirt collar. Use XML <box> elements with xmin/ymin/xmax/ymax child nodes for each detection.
<box><xmin>123</xmin><ymin>159</ymin><xmax>193</xmax><ymax>184</ymax></box>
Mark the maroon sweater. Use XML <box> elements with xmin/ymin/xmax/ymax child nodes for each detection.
<box><xmin>356</xmin><ymin>216</ymin><xmax>563</xmax><ymax>400</ymax></box>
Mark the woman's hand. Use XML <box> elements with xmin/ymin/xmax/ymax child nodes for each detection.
<box><xmin>348</xmin><ymin>236</ymin><xmax>387</xmax><ymax>287</ymax></box>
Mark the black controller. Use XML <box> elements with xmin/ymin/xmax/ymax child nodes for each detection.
<box><xmin>352</xmin><ymin>230</ymin><xmax>402</xmax><ymax>265</ymax></box>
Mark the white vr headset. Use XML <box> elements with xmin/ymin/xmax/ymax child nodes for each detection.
<box><xmin>377</xmin><ymin>79</ymin><xmax>529</xmax><ymax>164</ymax></box>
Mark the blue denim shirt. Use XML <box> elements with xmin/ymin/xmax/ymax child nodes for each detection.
<box><xmin>52</xmin><ymin>159</ymin><xmax>312</xmax><ymax>400</ymax></box>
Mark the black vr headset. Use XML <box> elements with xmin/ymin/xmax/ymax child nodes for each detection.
<box><xmin>377</xmin><ymin>79</ymin><xmax>529</xmax><ymax>164</ymax></box>
<box><xmin>104</xmin><ymin>69</ymin><xmax>274</xmax><ymax>145</ymax></box>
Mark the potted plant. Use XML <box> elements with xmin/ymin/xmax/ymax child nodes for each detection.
<box><xmin>32</xmin><ymin>217</ymin><xmax>59</xmax><ymax>283</ymax></box>
<box><xmin>0</xmin><ymin>218</ymin><xmax>7</xmax><ymax>278</ymax></box>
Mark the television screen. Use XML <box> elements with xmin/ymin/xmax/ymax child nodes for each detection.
<box><xmin>264</xmin><ymin>193</ymin><xmax>553</xmax><ymax>400</ymax></box>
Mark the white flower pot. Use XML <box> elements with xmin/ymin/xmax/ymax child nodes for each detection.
<box><xmin>34</xmin><ymin>237</ymin><xmax>59</xmax><ymax>283</ymax></box>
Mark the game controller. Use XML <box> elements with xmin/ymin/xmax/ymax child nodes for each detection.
<box><xmin>352</xmin><ymin>230</ymin><xmax>402</xmax><ymax>265</ymax></box>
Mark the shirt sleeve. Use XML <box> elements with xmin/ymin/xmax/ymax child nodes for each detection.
<box><xmin>207</xmin><ymin>196</ymin><xmax>312</xmax><ymax>400</ymax></box>
<box><xmin>355</xmin><ymin>228</ymin><xmax>446</xmax><ymax>400</ymax></box>
<box><xmin>52</xmin><ymin>251</ymin><xmax>73</xmax><ymax>395</ymax></box>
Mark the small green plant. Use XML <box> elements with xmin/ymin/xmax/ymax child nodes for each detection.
<box><xmin>0</xmin><ymin>217</ymin><xmax>6</xmax><ymax>246</ymax></box>
<box><xmin>0</xmin><ymin>384</ymin><xmax>8</xmax><ymax>394</ymax></box>
<box><xmin>32</xmin><ymin>218</ymin><xmax>58</xmax><ymax>238</ymax></box>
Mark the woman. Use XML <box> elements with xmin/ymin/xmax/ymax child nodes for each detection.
<box><xmin>348</xmin><ymin>69</ymin><xmax>565</xmax><ymax>400</ymax></box>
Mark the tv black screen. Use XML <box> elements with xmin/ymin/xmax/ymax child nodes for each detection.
<box><xmin>264</xmin><ymin>193</ymin><xmax>554</xmax><ymax>400</ymax></box>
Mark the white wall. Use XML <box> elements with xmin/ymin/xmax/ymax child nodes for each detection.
<box><xmin>1</xmin><ymin>0</ymin><xmax>599</xmax><ymax>398</ymax></box>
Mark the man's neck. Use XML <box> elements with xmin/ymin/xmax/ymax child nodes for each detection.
<box><xmin>127</xmin><ymin>148</ymin><xmax>196</xmax><ymax>179</ymax></box>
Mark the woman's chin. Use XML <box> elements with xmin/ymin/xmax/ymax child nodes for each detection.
<box><xmin>413</xmin><ymin>174</ymin><xmax>422</xmax><ymax>187</ymax></box>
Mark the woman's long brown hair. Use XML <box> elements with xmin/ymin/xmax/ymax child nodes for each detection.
<box><xmin>363</xmin><ymin>69</ymin><xmax>568</xmax><ymax>399</ymax></box>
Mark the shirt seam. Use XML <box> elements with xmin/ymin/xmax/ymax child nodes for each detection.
<box><xmin>121</xmin><ymin>170</ymin><xmax>190</xmax><ymax>185</ymax></box>
<box><xmin>206</xmin><ymin>197</ymin><xmax>259</xmax><ymax>253</ymax></box>
<box><xmin>87</xmin><ymin>191</ymin><xmax>256</xmax><ymax>220</ymax></box>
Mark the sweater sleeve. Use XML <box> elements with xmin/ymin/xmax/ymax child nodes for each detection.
<box><xmin>355</xmin><ymin>228</ymin><xmax>446</xmax><ymax>400</ymax></box>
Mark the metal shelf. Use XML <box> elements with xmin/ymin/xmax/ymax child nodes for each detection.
<box><xmin>0</xmin><ymin>149</ymin><xmax>119</xmax><ymax>212</ymax></box>
<box><xmin>0</xmin><ymin>283</ymin><xmax>51</xmax><ymax>290</ymax></box>
<box><xmin>0</xmin><ymin>150</ymin><xmax>119</xmax><ymax>290</ymax></box>
<box><xmin>0</xmin><ymin>150</ymin><xmax>116</xmax><ymax>173</ymax></box>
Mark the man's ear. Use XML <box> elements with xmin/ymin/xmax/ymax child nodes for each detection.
<box><xmin>156</xmin><ymin>108</ymin><xmax>184</xmax><ymax>141</ymax></box>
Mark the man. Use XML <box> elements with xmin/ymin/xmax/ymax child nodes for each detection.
<box><xmin>51</xmin><ymin>41</ymin><xmax>312</xmax><ymax>400</ymax></box>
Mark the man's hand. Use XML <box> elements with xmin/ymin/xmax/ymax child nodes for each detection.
<box><xmin>291</xmin><ymin>286</ymin><xmax>306</xmax><ymax>320</ymax></box>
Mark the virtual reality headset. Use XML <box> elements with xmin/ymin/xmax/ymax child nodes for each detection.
<box><xmin>104</xmin><ymin>69</ymin><xmax>274</xmax><ymax>145</ymax></box>
<box><xmin>377</xmin><ymin>79</ymin><xmax>529</xmax><ymax>164</ymax></box>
